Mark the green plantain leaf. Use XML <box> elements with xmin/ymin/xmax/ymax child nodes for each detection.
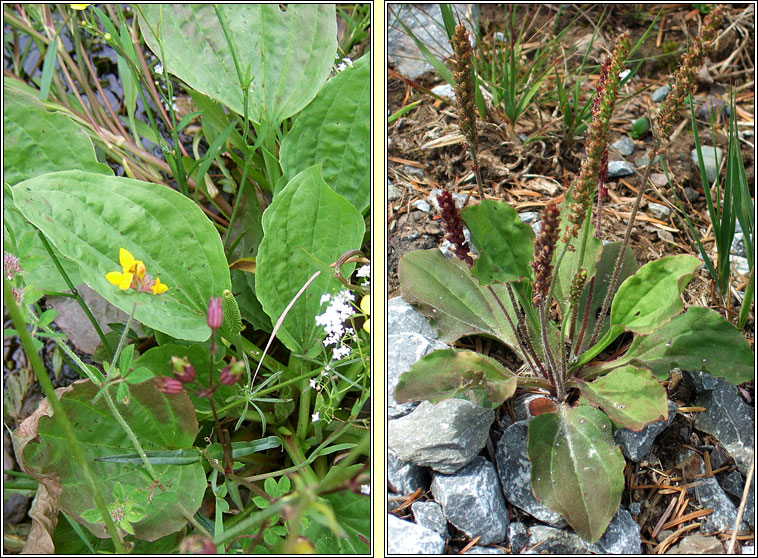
<box><xmin>585</xmin><ymin>306</ymin><xmax>754</xmax><ymax>384</ymax></box>
<box><xmin>138</xmin><ymin>4</ymin><xmax>336</xmax><ymax>124</ymax></box>
<box><xmin>12</xmin><ymin>170</ymin><xmax>231</xmax><ymax>341</ymax></box>
<box><xmin>15</xmin><ymin>378</ymin><xmax>205</xmax><ymax>541</ymax></box>
<box><xmin>579</xmin><ymin>365</ymin><xmax>668</xmax><ymax>431</ymax></box>
<box><xmin>528</xmin><ymin>404</ymin><xmax>625</xmax><ymax>543</ymax></box>
<box><xmin>255</xmin><ymin>165</ymin><xmax>364</xmax><ymax>357</ymax></box>
<box><xmin>394</xmin><ymin>348</ymin><xmax>517</xmax><ymax>408</ymax></box>
<box><xmin>611</xmin><ymin>254</ymin><xmax>700</xmax><ymax>334</ymax></box>
<box><xmin>280</xmin><ymin>53</ymin><xmax>370</xmax><ymax>212</ymax></box>
<box><xmin>3</xmin><ymin>79</ymin><xmax>113</xmax><ymax>186</ymax></box>
<box><xmin>572</xmin><ymin>254</ymin><xmax>701</xmax><ymax>370</ymax></box>
<box><xmin>303</xmin><ymin>490</ymin><xmax>370</xmax><ymax>554</ymax></box>
<box><xmin>461</xmin><ymin>200</ymin><xmax>535</xmax><ymax>286</ymax></box>
<box><xmin>398</xmin><ymin>249</ymin><xmax>521</xmax><ymax>353</ymax></box>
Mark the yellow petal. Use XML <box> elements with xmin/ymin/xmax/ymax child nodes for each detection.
<box><xmin>362</xmin><ymin>318</ymin><xmax>370</xmax><ymax>334</ymax></box>
<box><xmin>118</xmin><ymin>248</ymin><xmax>135</xmax><ymax>273</ymax></box>
<box><xmin>360</xmin><ymin>295</ymin><xmax>370</xmax><ymax>316</ymax></box>
<box><xmin>106</xmin><ymin>271</ymin><xmax>132</xmax><ymax>290</ymax></box>
<box><xmin>151</xmin><ymin>277</ymin><xmax>168</xmax><ymax>294</ymax></box>
<box><xmin>70</xmin><ymin>4</ymin><xmax>90</xmax><ymax>10</ymax></box>
<box><xmin>134</xmin><ymin>261</ymin><xmax>146</xmax><ymax>279</ymax></box>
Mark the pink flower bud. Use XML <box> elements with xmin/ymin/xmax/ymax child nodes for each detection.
<box><xmin>156</xmin><ymin>376</ymin><xmax>184</xmax><ymax>394</ymax></box>
<box><xmin>219</xmin><ymin>358</ymin><xmax>244</xmax><ymax>385</ymax></box>
<box><xmin>171</xmin><ymin>356</ymin><xmax>196</xmax><ymax>383</ymax></box>
<box><xmin>207</xmin><ymin>297</ymin><xmax>223</xmax><ymax>330</ymax></box>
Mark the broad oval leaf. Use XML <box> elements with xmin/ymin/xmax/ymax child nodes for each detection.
<box><xmin>398</xmin><ymin>249</ymin><xmax>521</xmax><ymax>353</ymax></box>
<box><xmin>12</xmin><ymin>170</ymin><xmax>231</xmax><ymax>341</ymax></box>
<box><xmin>610</xmin><ymin>254</ymin><xmax>700</xmax><ymax>334</ymax></box>
<box><xmin>579</xmin><ymin>365</ymin><xmax>668</xmax><ymax>431</ymax></box>
<box><xmin>394</xmin><ymin>348</ymin><xmax>517</xmax><ymax>408</ymax></box>
<box><xmin>15</xmin><ymin>378</ymin><xmax>205</xmax><ymax>541</ymax></box>
<box><xmin>3</xmin><ymin>78</ymin><xmax>113</xmax><ymax>186</ymax></box>
<box><xmin>585</xmin><ymin>306</ymin><xmax>755</xmax><ymax>384</ymax></box>
<box><xmin>527</xmin><ymin>404</ymin><xmax>625</xmax><ymax>542</ymax></box>
<box><xmin>461</xmin><ymin>200</ymin><xmax>535</xmax><ymax>286</ymax></box>
<box><xmin>280</xmin><ymin>53</ymin><xmax>370</xmax><ymax>212</ymax></box>
<box><xmin>255</xmin><ymin>165</ymin><xmax>365</xmax><ymax>356</ymax></box>
<box><xmin>302</xmin><ymin>490</ymin><xmax>370</xmax><ymax>554</ymax></box>
<box><xmin>138</xmin><ymin>5</ymin><xmax>336</xmax><ymax>124</ymax></box>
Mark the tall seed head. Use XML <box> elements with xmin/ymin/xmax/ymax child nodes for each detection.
<box><xmin>658</xmin><ymin>5</ymin><xmax>723</xmax><ymax>142</ymax></box>
<box><xmin>451</xmin><ymin>24</ymin><xmax>478</xmax><ymax>151</ymax></box>
<box><xmin>532</xmin><ymin>202</ymin><xmax>561</xmax><ymax>304</ymax></box>
<box><xmin>564</xmin><ymin>32</ymin><xmax>631</xmax><ymax>241</ymax></box>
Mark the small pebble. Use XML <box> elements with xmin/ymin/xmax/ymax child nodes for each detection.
<box><xmin>432</xmin><ymin>83</ymin><xmax>455</xmax><ymax>100</ymax></box>
<box><xmin>412</xmin><ymin>200</ymin><xmax>431</xmax><ymax>212</ymax></box>
<box><xmin>648</xmin><ymin>202</ymin><xmax>671</xmax><ymax>220</ymax></box>
<box><xmin>651</xmin><ymin>85</ymin><xmax>671</xmax><ymax>102</ymax></box>
<box><xmin>612</xmin><ymin>136</ymin><xmax>635</xmax><ymax>156</ymax></box>
<box><xmin>388</xmin><ymin>182</ymin><xmax>402</xmax><ymax>202</ymax></box>
<box><xmin>607</xmin><ymin>160</ymin><xmax>635</xmax><ymax>178</ymax></box>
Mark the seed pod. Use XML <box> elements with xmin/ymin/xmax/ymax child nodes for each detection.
<box><xmin>221</xmin><ymin>289</ymin><xmax>243</xmax><ymax>333</ymax></box>
<box><xmin>569</xmin><ymin>268</ymin><xmax>588</xmax><ymax>306</ymax></box>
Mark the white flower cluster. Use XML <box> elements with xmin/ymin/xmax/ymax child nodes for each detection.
<box><xmin>336</xmin><ymin>57</ymin><xmax>354</xmax><ymax>72</ymax></box>
<box><xmin>315</xmin><ymin>289</ymin><xmax>357</xmax><ymax>360</ymax></box>
<box><xmin>356</xmin><ymin>264</ymin><xmax>370</xmax><ymax>285</ymax></box>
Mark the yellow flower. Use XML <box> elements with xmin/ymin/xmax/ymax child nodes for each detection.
<box><xmin>151</xmin><ymin>277</ymin><xmax>168</xmax><ymax>295</ymax></box>
<box><xmin>70</xmin><ymin>4</ymin><xmax>90</xmax><ymax>10</ymax></box>
<box><xmin>106</xmin><ymin>248</ymin><xmax>168</xmax><ymax>294</ymax></box>
<box><xmin>360</xmin><ymin>295</ymin><xmax>370</xmax><ymax>334</ymax></box>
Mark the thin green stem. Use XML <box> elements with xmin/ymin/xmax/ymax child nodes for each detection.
<box><xmin>37</xmin><ymin>232</ymin><xmax>111</xmax><ymax>354</ymax></box>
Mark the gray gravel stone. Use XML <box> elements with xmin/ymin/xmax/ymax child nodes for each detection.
<box><xmin>681</xmin><ymin>369</ymin><xmax>720</xmax><ymax>394</ymax></box>
<box><xmin>389</xmin><ymin>399</ymin><xmax>495</xmax><ymax>473</ymax></box>
<box><xmin>412</xmin><ymin>199</ymin><xmax>431</xmax><ymax>212</ymax></box>
<box><xmin>691</xmin><ymin>146</ymin><xmax>723</xmax><ymax>183</ymax></box>
<box><xmin>648</xmin><ymin>202</ymin><xmax>671</xmax><ymax>220</ymax></box>
<box><xmin>464</xmin><ymin>546</ymin><xmax>507</xmax><ymax>554</ymax></box>
<box><xmin>731</xmin><ymin>232</ymin><xmax>745</xmax><ymax>258</ymax></box>
<box><xmin>732</xmin><ymin>255</ymin><xmax>750</xmax><ymax>277</ymax></box>
<box><xmin>651</xmin><ymin>85</ymin><xmax>671</xmax><ymax>102</ymax></box>
<box><xmin>518</xmin><ymin>211</ymin><xmax>540</xmax><ymax>224</ymax></box>
<box><xmin>432</xmin><ymin>83</ymin><xmax>455</xmax><ymax>100</ymax></box>
<box><xmin>388</xmin><ymin>513</ymin><xmax>446</xmax><ymax>554</ymax></box>
<box><xmin>507</xmin><ymin>522</ymin><xmax>528</xmax><ymax>554</ymax></box>
<box><xmin>388</xmin><ymin>448</ymin><xmax>429</xmax><ymax>495</ymax></box>
<box><xmin>432</xmin><ymin>456</ymin><xmax>509</xmax><ymax>545</ymax></box>
<box><xmin>608</xmin><ymin>160</ymin><xmax>635</xmax><ymax>178</ymax></box>
<box><xmin>388</xmin><ymin>4</ymin><xmax>478</xmax><ymax>79</ymax></box>
<box><xmin>388</xmin><ymin>296</ymin><xmax>437</xmax><ymax>338</ymax></box>
<box><xmin>587</xmin><ymin>508</ymin><xmax>642</xmax><ymax>554</ymax></box>
<box><xmin>615</xmin><ymin>401</ymin><xmax>677</xmax><ymax>462</ymax></box>
<box><xmin>683</xmin><ymin>186</ymin><xmax>700</xmax><ymax>202</ymax></box>
<box><xmin>695</xmin><ymin>475</ymin><xmax>750</xmax><ymax>535</ymax></box>
<box><xmin>412</xmin><ymin>501</ymin><xmax>449</xmax><ymax>538</ymax></box>
<box><xmin>523</xmin><ymin>525</ymin><xmax>588</xmax><ymax>554</ymax></box>
<box><xmin>388</xmin><ymin>180</ymin><xmax>402</xmax><ymax>202</ymax></box>
<box><xmin>695</xmin><ymin>380</ymin><xmax>754</xmax><ymax>476</ymax></box>
<box><xmin>495</xmin><ymin>420</ymin><xmax>567</xmax><ymax>527</ymax></box>
<box><xmin>612</xmin><ymin>136</ymin><xmax>635</xmax><ymax>156</ymax></box>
